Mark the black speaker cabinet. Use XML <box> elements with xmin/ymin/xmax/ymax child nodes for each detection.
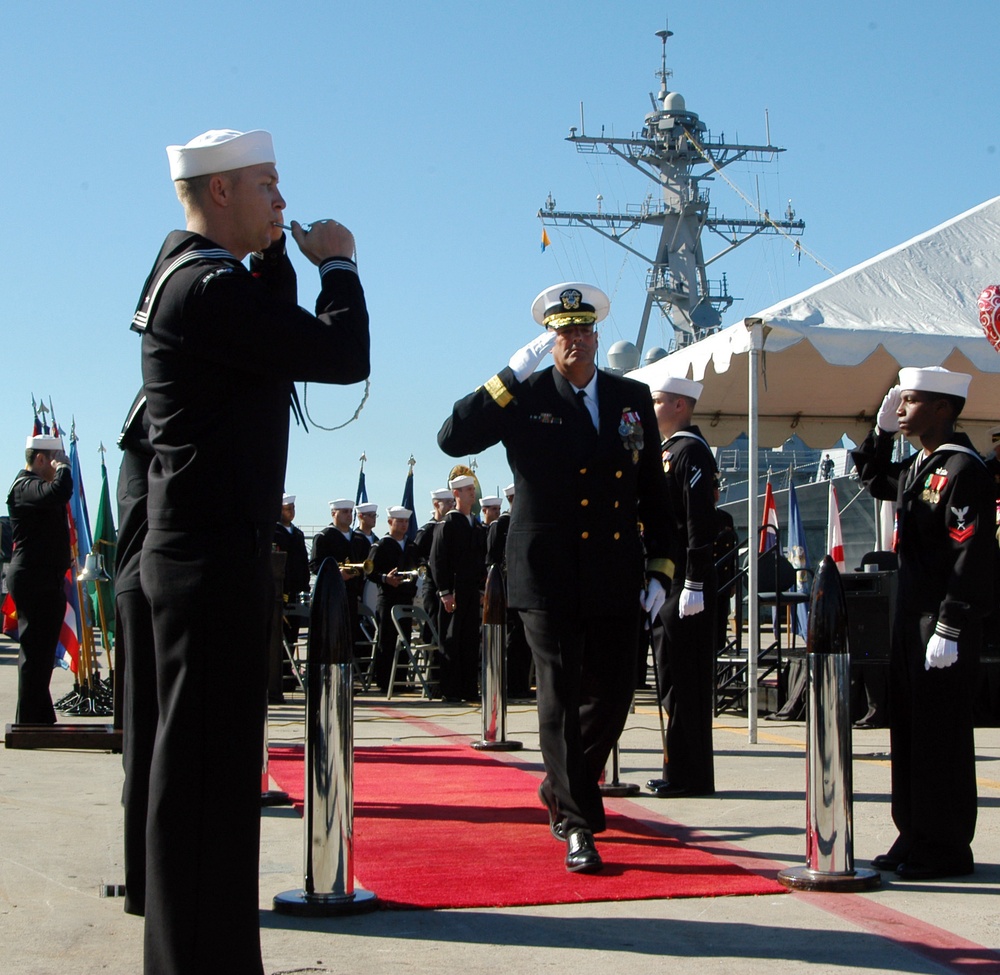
<box><xmin>841</xmin><ymin>570</ymin><xmax>897</xmax><ymax>662</ymax></box>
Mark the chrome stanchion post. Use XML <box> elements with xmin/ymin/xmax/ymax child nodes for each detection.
<box><xmin>778</xmin><ymin>556</ymin><xmax>879</xmax><ymax>892</ymax></box>
<box><xmin>262</xmin><ymin>551</ymin><xmax>291</xmax><ymax>806</ymax></box>
<box><xmin>599</xmin><ymin>737</ymin><xmax>640</xmax><ymax>796</ymax></box>
<box><xmin>273</xmin><ymin>559</ymin><xmax>378</xmax><ymax>915</ymax></box>
<box><xmin>472</xmin><ymin>564</ymin><xmax>522</xmax><ymax>751</ymax></box>
<box><xmin>260</xmin><ymin>706</ymin><xmax>291</xmax><ymax>807</ymax></box>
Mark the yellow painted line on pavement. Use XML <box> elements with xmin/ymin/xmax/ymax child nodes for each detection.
<box><xmin>635</xmin><ymin>708</ymin><xmax>1000</xmax><ymax>792</ymax></box>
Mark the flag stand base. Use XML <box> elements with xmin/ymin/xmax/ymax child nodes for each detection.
<box><xmin>5</xmin><ymin>723</ymin><xmax>122</xmax><ymax>752</ymax></box>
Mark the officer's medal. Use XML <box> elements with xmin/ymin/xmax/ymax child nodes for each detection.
<box><xmin>921</xmin><ymin>467</ymin><xmax>948</xmax><ymax>505</ymax></box>
<box><xmin>619</xmin><ymin>408</ymin><xmax>643</xmax><ymax>464</ymax></box>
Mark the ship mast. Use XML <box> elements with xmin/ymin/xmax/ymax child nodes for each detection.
<box><xmin>539</xmin><ymin>28</ymin><xmax>805</xmax><ymax>355</ymax></box>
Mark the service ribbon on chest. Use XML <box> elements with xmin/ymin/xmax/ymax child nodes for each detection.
<box><xmin>619</xmin><ymin>408</ymin><xmax>643</xmax><ymax>465</ymax></box>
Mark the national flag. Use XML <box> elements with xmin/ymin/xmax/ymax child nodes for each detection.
<box><xmin>876</xmin><ymin>499</ymin><xmax>896</xmax><ymax>553</ymax></box>
<box><xmin>786</xmin><ymin>474</ymin><xmax>810</xmax><ymax>639</ymax></box>
<box><xmin>69</xmin><ymin>435</ymin><xmax>93</xmax><ymax>561</ymax></box>
<box><xmin>56</xmin><ymin>431</ymin><xmax>92</xmax><ymax>672</ymax></box>
<box><xmin>89</xmin><ymin>451</ymin><xmax>117</xmax><ymax>644</ymax></box>
<box><xmin>541</xmin><ymin>228</ymin><xmax>551</xmax><ymax>253</ymax></box>
<box><xmin>759</xmin><ymin>481</ymin><xmax>779</xmax><ymax>553</ymax></box>
<box><xmin>55</xmin><ymin>568</ymin><xmax>82</xmax><ymax>673</ymax></box>
<box><xmin>827</xmin><ymin>482</ymin><xmax>846</xmax><ymax>571</ymax></box>
<box><xmin>401</xmin><ymin>464</ymin><xmax>417</xmax><ymax>543</ymax></box>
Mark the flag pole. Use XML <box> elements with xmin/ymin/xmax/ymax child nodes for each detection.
<box><xmin>745</xmin><ymin>318</ymin><xmax>764</xmax><ymax>744</ymax></box>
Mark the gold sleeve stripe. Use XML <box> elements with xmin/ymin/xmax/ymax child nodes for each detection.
<box><xmin>646</xmin><ymin>557</ymin><xmax>675</xmax><ymax>580</ymax></box>
<box><xmin>484</xmin><ymin>374</ymin><xmax>513</xmax><ymax>408</ymax></box>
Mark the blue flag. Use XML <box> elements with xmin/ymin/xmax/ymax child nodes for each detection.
<box><xmin>786</xmin><ymin>475</ymin><xmax>810</xmax><ymax>640</ymax></box>
<box><xmin>68</xmin><ymin>436</ymin><xmax>93</xmax><ymax>561</ymax></box>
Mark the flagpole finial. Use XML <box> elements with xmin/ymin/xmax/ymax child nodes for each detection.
<box><xmin>98</xmin><ymin>442</ymin><xmax>107</xmax><ymax>457</ymax></box>
<box><xmin>407</xmin><ymin>454</ymin><xmax>416</xmax><ymax>473</ymax></box>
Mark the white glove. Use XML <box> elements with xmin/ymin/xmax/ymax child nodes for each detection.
<box><xmin>678</xmin><ymin>582</ymin><xmax>705</xmax><ymax>618</ymax></box>
<box><xmin>925</xmin><ymin>632</ymin><xmax>959</xmax><ymax>670</ymax></box>
<box><xmin>641</xmin><ymin>578</ymin><xmax>666</xmax><ymax>621</ymax></box>
<box><xmin>508</xmin><ymin>330</ymin><xmax>557</xmax><ymax>382</ymax></box>
<box><xmin>876</xmin><ymin>385</ymin><xmax>902</xmax><ymax>433</ymax></box>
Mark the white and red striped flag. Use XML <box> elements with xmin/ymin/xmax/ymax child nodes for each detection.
<box><xmin>759</xmin><ymin>481</ymin><xmax>779</xmax><ymax>553</ymax></box>
<box><xmin>827</xmin><ymin>481</ymin><xmax>846</xmax><ymax>571</ymax></box>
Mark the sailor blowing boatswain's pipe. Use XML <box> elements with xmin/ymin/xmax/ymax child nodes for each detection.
<box><xmin>127</xmin><ymin>127</ymin><xmax>369</xmax><ymax>975</ymax></box>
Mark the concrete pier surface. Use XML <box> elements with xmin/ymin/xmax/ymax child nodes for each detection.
<box><xmin>2</xmin><ymin>633</ymin><xmax>998</xmax><ymax>975</ymax></box>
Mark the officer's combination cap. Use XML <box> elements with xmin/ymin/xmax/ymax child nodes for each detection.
<box><xmin>531</xmin><ymin>282</ymin><xmax>610</xmax><ymax>329</ymax></box>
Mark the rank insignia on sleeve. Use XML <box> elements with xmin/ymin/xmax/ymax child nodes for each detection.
<box><xmin>948</xmin><ymin>505</ymin><xmax>975</xmax><ymax>543</ymax></box>
<box><xmin>618</xmin><ymin>408</ymin><xmax>644</xmax><ymax>465</ymax></box>
<box><xmin>921</xmin><ymin>467</ymin><xmax>949</xmax><ymax>504</ymax></box>
<box><xmin>690</xmin><ymin>465</ymin><xmax>703</xmax><ymax>488</ymax></box>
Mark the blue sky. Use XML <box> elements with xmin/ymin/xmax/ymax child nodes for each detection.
<box><xmin>3</xmin><ymin>0</ymin><xmax>998</xmax><ymax>531</ymax></box>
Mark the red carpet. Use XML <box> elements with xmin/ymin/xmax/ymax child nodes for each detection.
<box><xmin>267</xmin><ymin>744</ymin><xmax>785</xmax><ymax>909</ymax></box>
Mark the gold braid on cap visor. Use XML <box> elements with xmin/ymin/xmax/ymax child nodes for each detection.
<box><xmin>543</xmin><ymin>311</ymin><xmax>598</xmax><ymax>328</ymax></box>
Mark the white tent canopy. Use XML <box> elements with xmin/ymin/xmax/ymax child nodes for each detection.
<box><xmin>629</xmin><ymin>196</ymin><xmax>1000</xmax><ymax>741</ymax></box>
<box><xmin>631</xmin><ymin>195</ymin><xmax>1000</xmax><ymax>452</ymax></box>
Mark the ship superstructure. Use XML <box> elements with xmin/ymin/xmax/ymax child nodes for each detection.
<box><xmin>539</xmin><ymin>28</ymin><xmax>805</xmax><ymax>355</ymax></box>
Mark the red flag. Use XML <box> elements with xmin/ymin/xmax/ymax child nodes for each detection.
<box><xmin>827</xmin><ymin>482</ymin><xmax>845</xmax><ymax>571</ymax></box>
<box><xmin>759</xmin><ymin>481</ymin><xmax>779</xmax><ymax>553</ymax></box>
<box><xmin>2</xmin><ymin>592</ymin><xmax>17</xmax><ymax>637</ymax></box>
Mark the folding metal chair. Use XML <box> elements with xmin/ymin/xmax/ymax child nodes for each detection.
<box><xmin>387</xmin><ymin>605</ymin><xmax>441</xmax><ymax>700</ymax></box>
<box><xmin>354</xmin><ymin>603</ymin><xmax>379</xmax><ymax>692</ymax></box>
<box><xmin>281</xmin><ymin>602</ymin><xmax>310</xmax><ymax>694</ymax></box>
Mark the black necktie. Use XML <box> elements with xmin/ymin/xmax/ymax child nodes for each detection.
<box><xmin>576</xmin><ymin>389</ymin><xmax>597</xmax><ymax>431</ymax></box>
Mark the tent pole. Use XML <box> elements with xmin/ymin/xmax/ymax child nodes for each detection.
<box><xmin>745</xmin><ymin>317</ymin><xmax>765</xmax><ymax>744</ymax></box>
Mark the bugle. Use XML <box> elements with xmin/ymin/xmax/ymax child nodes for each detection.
<box><xmin>393</xmin><ymin>566</ymin><xmax>427</xmax><ymax>583</ymax></box>
<box><xmin>339</xmin><ymin>559</ymin><xmax>374</xmax><ymax>577</ymax></box>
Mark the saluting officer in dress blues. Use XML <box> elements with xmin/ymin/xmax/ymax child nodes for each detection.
<box><xmin>644</xmin><ymin>376</ymin><xmax>719</xmax><ymax>798</ymax></box>
<box><xmin>853</xmin><ymin>366</ymin><xmax>995</xmax><ymax>881</ymax></box>
<box><xmin>438</xmin><ymin>282</ymin><xmax>674</xmax><ymax>873</ymax></box>
<box><xmin>6</xmin><ymin>433</ymin><xmax>72</xmax><ymax>725</ymax></box>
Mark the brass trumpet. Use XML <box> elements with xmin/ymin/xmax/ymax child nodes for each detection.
<box><xmin>394</xmin><ymin>566</ymin><xmax>428</xmax><ymax>583</ymax></box>
<box><xmin>339</xmin><ymin>559</ymin><xmax>374</xmax><ymax>577</ymax></box>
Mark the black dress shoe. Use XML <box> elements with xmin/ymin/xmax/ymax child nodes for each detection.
<box><xmin>648</xmin><ymin>783</ymin><xmax>690</xmax><ymax>798</ymax></box>
<box><xmin>565</xmin><ymin>828</ymin><xmax>602</xmax><ymax>873</ymax></box>
<box><xmin>871</xmin><ymin>853</ymin><xmax>904</xmax><ymax>871</ymax></box>
<box><xmin>538</xmin><ymin>782</ymin><xmax>566</xmax><ymax>841</ymax></box>
<box><xmin>895</xmin><ymin>860</ymin><xmax>974</xmax><ymax>881</ymax></box>
<box><xmin>646</xmin><ymin>781</ymin><xmax>714</xmax><ymax>798</ymax></box>
<box><xmin>871</xmin><ymin>837</ymin><xmax>912</xmax><ymax>872</ymax></box>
